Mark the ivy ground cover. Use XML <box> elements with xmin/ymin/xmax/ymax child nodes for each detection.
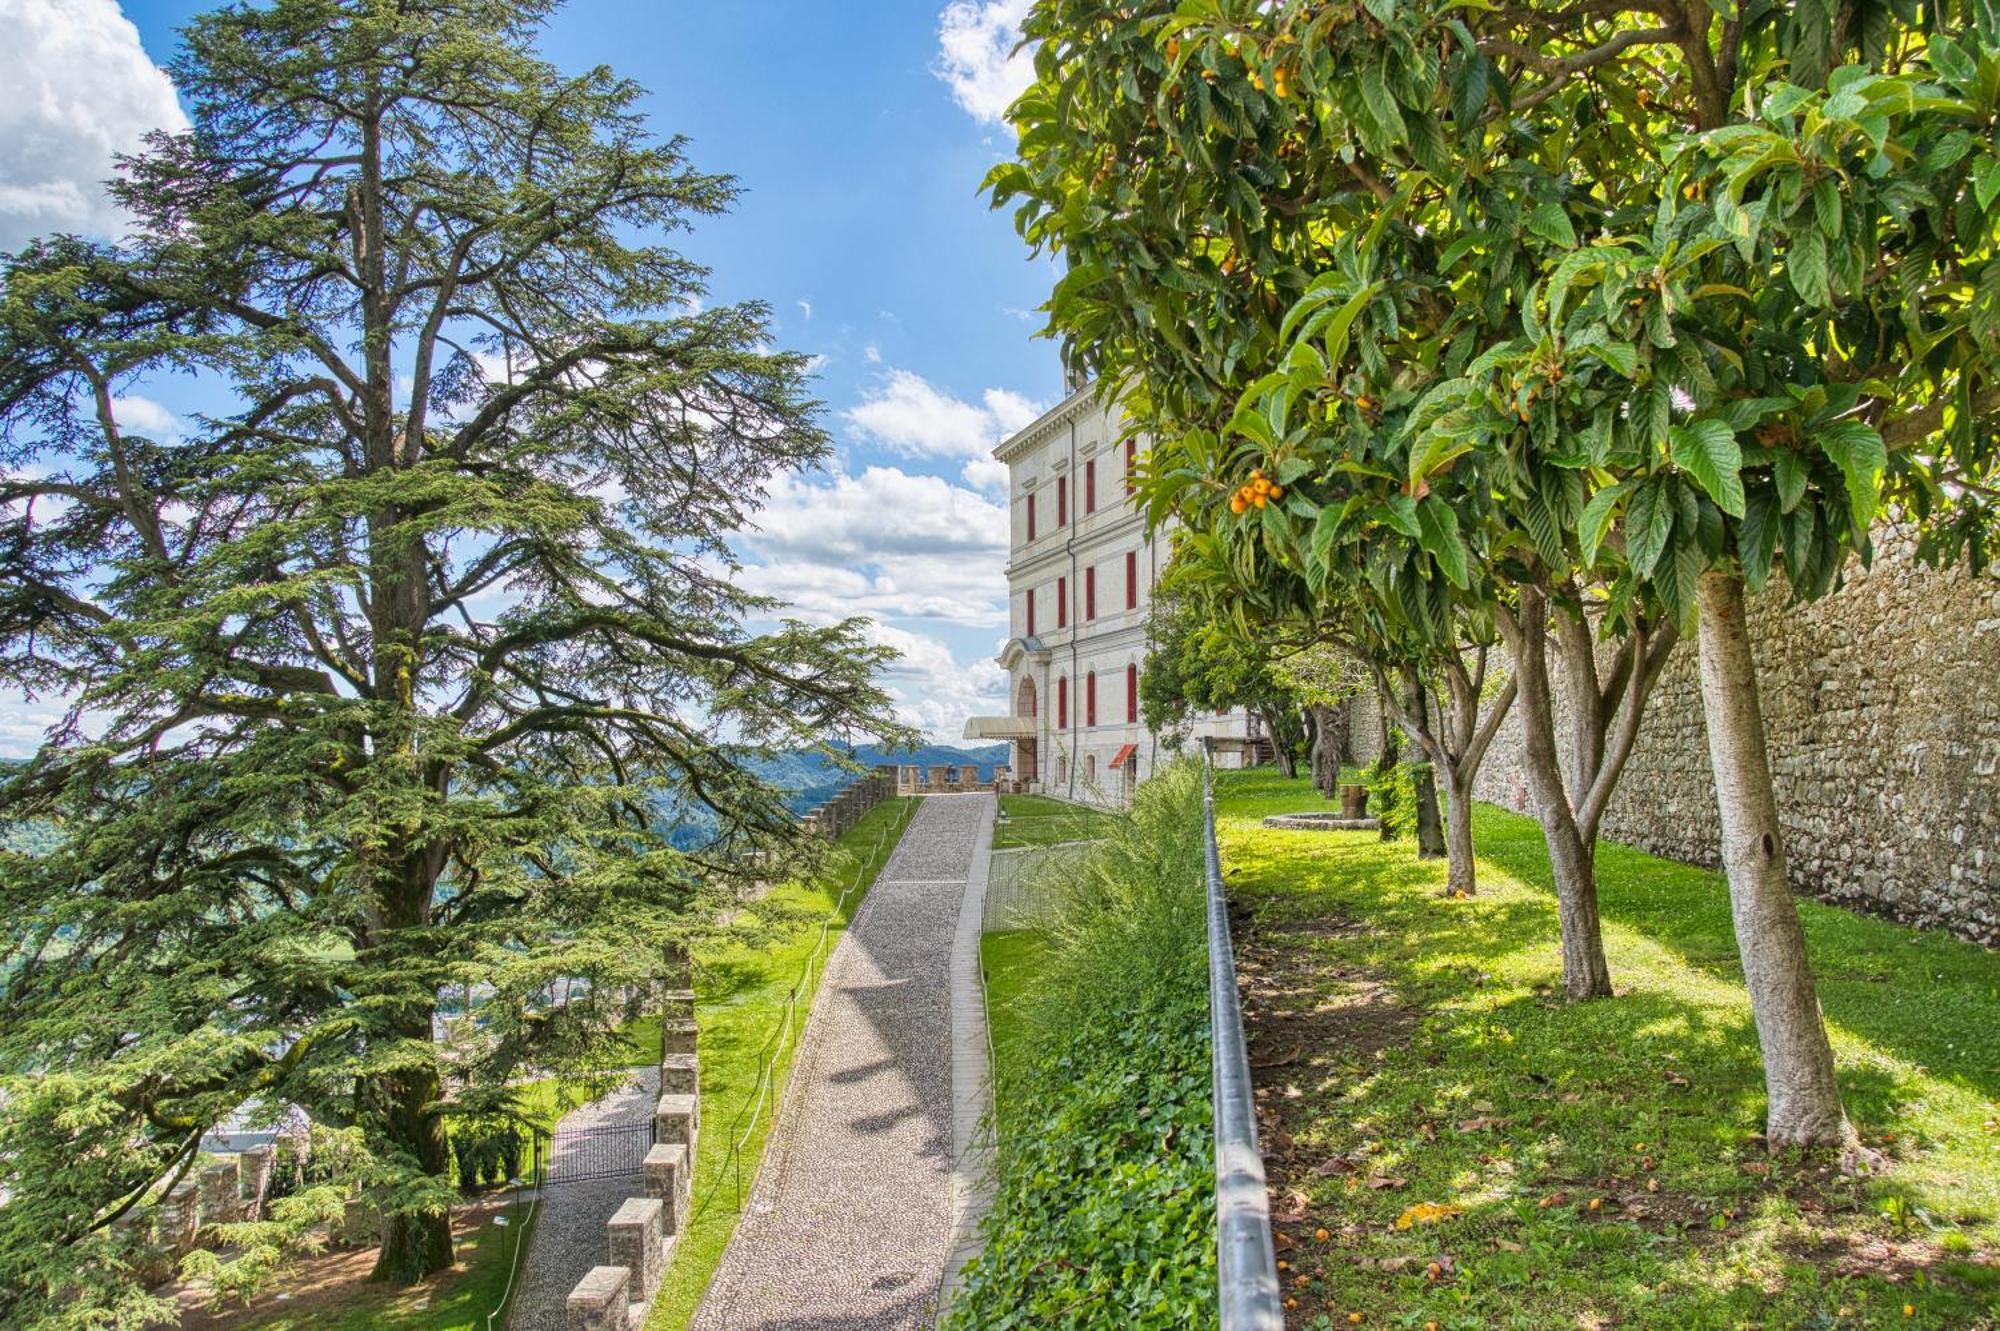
<box><xmin>1218</xmin><ymin>770</ymin><xmax>1999</xmax><ymax>1329</ymax></box>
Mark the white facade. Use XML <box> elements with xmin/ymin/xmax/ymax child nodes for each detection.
<box><xmin>965</xmin><ymin>383</ymin><xmax>1251</xmax><ymax>806</ymax></box>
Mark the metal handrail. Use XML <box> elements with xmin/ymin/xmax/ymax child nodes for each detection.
<box><xmin>1201</xmin><ymin>742</ymin><xmax>1285</xmax><ymax>1331</ymax></box>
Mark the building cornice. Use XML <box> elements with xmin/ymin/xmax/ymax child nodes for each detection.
<box><xmin>994</xmin><ymin>379</ymin><xmax>1103</xmax><ymax>465</ymax></box>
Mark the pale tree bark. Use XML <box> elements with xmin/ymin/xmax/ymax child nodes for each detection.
<box><xmin>1696</xmin><ymin>570</ymin><xmax>1851</xmax><ymax>1147</ymax></box>
<box><xmin>1496</xmin><ymin>585</ymin><xmax>1678</xmax><ymax>1001</ymax></box>
<box><xmin>1375</xmin><ymin>649</ymin><xmax>1517</xmax><ymax>895</ymax></box>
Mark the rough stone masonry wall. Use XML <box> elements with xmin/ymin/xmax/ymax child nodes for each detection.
<box><xmin>1474</xmin><ymin>531</ymin><xmax>2000</xmax><ymax>945</ymax></box>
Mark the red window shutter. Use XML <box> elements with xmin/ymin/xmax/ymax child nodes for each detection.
<box><xmin>1056</xmin><ymin>577</ymin><xmax>1067</xmax><ymax>628</ymax></box>
<box><xmin>1057</xmin><ymin>476</ymin><xmax>1067</xmax><ymax>526</ymax></box>
<box><xmin>1125</xmin><ymin>551</ymin><xmax>1137</xmax><ymax>610</ymax></box>
<box><xmin>1027</xmin><ymin>493</ymin><xmax>1036</xmax><ymax>542</ymax></box>
<box><xmin>1085</xmin><ymin>567</ymin><xmax>1097</xmax><ymax>620</ymax></box>
<box><xmin>1026</xmin><ymin>587</ymin><xmax>1036</xmax><ymax>638</ymax></box>
<box><xmin>1058</xmin><ymin>676</ymin><xmax>1068</xmax><ymax>729</ymax></box>
<box><xmin>1085</xmin><ymin>461</ymin><xmax>1096</xmax><ymax>513</ymax></box>
<box><xmin>1127</xmin><ymin>664</ymin><xmax>1138</xmax><ymax>722</ymax></box>
<box><xmin>1086</xmin><ymin>671</ymin><xmax>1097</xmax><ymax>727</ymax></box>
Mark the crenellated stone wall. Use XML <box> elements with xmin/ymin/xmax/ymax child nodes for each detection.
<box><xmin>566</xmin><ymin>987</ymin><xmax>700</xmax><ymax>1331</ymax></box>
<box><xmin>1474</xmin><ymin>531</ymin><xmax>2000</xmax><ymax>945</ymax></box>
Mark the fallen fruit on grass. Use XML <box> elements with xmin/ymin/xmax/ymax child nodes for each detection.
<box><xmin>1394</xmin><ymin>1201</ymin><xmax>1463</xmax><ymax>1230</ymax></box>
<box><xmin>1348</xmin><ymin>1315</ymin><xmax>1364</xmax><ymax>1326</ymax></box>
<box><xmin>1425</xmin><ymin>1261</ymin><xmax>1442</xmax><ymax>1281</ymax></box>
<box><xmin>1588</xmin><ymin>1197</ymin><xmax>1603</xmax><ymax>1212</ymax></box>
<box><xmin>1315</xmin><ymin>1227</ymin><xmax>1330</xmax><ymax>1241</ymax></box>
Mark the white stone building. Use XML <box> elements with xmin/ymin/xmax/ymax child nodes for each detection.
<box><xmin>964</xmin><ymin>383</ymin><xmax>1256</xmax><ymax>806</ymax></box>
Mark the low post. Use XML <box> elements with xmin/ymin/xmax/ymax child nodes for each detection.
<box><xmin>566</xmin><ymin>1265</ymin><xmax>631</xmax><ymax>1331</ymax></box>
<box><xmin>607</xmin><ymin>1197</ymin><xmax>666</xmax><ymax>1303</ymax></box>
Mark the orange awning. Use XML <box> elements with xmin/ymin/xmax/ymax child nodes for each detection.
<box><xmin>1109</xmin><ymin>743</ymin><xmax>1138</xmax><ymax>769</ymax></box>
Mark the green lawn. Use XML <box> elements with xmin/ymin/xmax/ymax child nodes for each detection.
<box><xmin>978</xmin><ymin>930</ymin><xmax>1049</xmax><ymax>1139</ymax></box>
<box><xmin>992</xmin><ymin>793</ymin><xmax>1120</xmax><ymax>849</ymax></box>
<box><xmin>643</xmin><ymin>795</ymin><xmax>918</xmax><ymax>1330</ymax></box>
<box><xmin>1215</xmin><ymin>769</ymin><xmax>2000</xmax><ymax>1330</ymax></box>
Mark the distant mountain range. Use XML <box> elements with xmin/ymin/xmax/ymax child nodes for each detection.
<box><xmin>749</xmin><ymin>742</ymin><xmax>1008</xmax><ymax>813</ymax></box>
<box><xmin>0</xmin><ymin>745</ymin><xmax>1009</xmax><ymax>853</ymax></box>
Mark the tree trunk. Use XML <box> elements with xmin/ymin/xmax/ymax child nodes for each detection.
<box><xmin>370</xmin><ymin>1054</ymin><xmax>454</xmax><ymax>1282</ymax></box>
<box><xmin>1442</xmin><ymin>774</ymin><xmax>1477</xmax><ymax>895</ymax></box>
<box><xmin>1504</xmin><ymin>590</ymin><xmax>1615</xmax><ymax>998</ymax></box>
<box><xmin>1261</xmin><ymin>708</ymin><xmax>1298</xmax><ymax>779</ymax></box>
<box><xmin>1696</xmin><ymin>570</ymin><xmax>1850</xmax><ymax>1147</ymax></box>
<box><xmin>1413</xmin><ymin>763</ymin><xmax>1446</xmax><ymax>860</ymax></box>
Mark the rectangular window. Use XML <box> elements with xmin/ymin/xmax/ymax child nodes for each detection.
<box><xmin>1057</xmin><ymin>476</ymin><xmax>1067</xmax><ymax>527</ymax></box>
<box><xmin>1056</xmin><ymin>576</ymin><xmax>1067</xmax><ymax>629</ymax></box>
<box><xmin>1085</xmin><ymin>567</ymin><xmax>1097</xmax><ymax>621</ymax></box>
<box><xmin>1086</xmin><ymin>671</ymin><xmax>1097</xmax><ymax>727</ymax></box>
<box><xmin>1026</xmin><ymin>587</ymin><xmax>1036</xmax><ymax>638</ymax></box>
<box><xmin>1057</xmin><ymin>676</ymin><xmax>1068</xmax><ymax>729</ymax></box>
<box><xmin>1026</xmin><ymin>493</ymin><xmax>1036</xmax><ymax>542</ymax></box>
<box><xmin>1085</xmin><ymin>460</ymin><xmax>1096</xmax><ymax>513</ymax></box>
<box><xmin>1125</xmin><ymin>551</ymin><xmax>1138</xmax><ymax>610</ymax></box>
<box><xmin>1127</xmin><ymin>664</ymin><xmax>1138</xmax><ymax>722</ymax></box>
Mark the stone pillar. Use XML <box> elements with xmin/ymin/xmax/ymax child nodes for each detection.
<box><xmin>156</xmin><ymin>1182</ymin><xmax>201</xmax><ymax>1257</ymax></box>
<box><xmin>653</xmin><ymin>1093</ymin><xmax>699</xmax><ymax>1149</ymax></box>
<box><xmin>659</xmin><ymin>1052</ymin><xmax>699</xmax><ymax>1097</ymax></box>
<box><xmin>566</xmin><ymin>1265</ymin><xmax>631</xmax><ymax>1331</ymax></box>
<box><xmin>660</xmin><ymin>988</ymin><xmax>695</xmax><ymax>1021</ymax></box>
<box><xmin>643</xmin><ymin>1143</ymin><xmax>691</xmax><ymax>1234</ymax></box>
<box><xmin>342</xmin><ymin>1196</ymin><xmax>381</xmax><ymax>1247</ymax></box>
<box><xmin>238</xmin><ymin>1146</ymin><xmax>274</xmax><ymax>1220</ymax></box>
<box><xmin>607</xmin><ymin>1197</ymin><xmax>665</xmax><ymax>1301</ymax></box>
<box><xmin>662</xmin><ymin>1017</ymin><xmax>698</xmax><ymax>1057</ymax></box>
<box><xmin>198</xmin><ymin>1160</ymin><xmax>241</xmax><ymax>1226</ymax></box>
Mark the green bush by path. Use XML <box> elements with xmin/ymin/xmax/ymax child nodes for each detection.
<box><xmin>642</xmin><ymin>795</ymin><xmax>917</xmax><ymax>1331</ymax></box>
<box><xmin>1215</xmin><ymin>769</ymin><xmax>2000</xmax><ymax>1330</ymax></box>
<box><xmin>992</xmin><ymin>793</ymin><xmax>1121</xmax><ymax>849</ymax></box>
<box><xmin>948</xmin><ymin>763</ymin><xmax>1217</xmax><ymax>1330</ymax></box>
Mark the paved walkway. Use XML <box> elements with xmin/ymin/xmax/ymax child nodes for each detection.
<box><xmin>508</xmin><ymin>1067</ymin><xmax>659</xmax><ymax>1331</ymax></box>
<box><xmin>692</xmin><ymin>793</ymin><xmax>996</xmax><ymax>1331</ymax></box>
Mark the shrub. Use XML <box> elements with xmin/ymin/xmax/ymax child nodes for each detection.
<box><xmin>947</xmin><ymin>760</ymin><xmax>1216</xmax><ymax>1330</ymax></box>
<box><xmin>1367</xmin><ymin>759</ymin><xmax>1431</xmax><ymax>841</ymax></box>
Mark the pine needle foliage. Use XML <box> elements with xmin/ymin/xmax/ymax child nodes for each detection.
<box><xmin>0</xmin><ymin>0</ymin><xmax>902</xmax><ymax>1319</ymax></box>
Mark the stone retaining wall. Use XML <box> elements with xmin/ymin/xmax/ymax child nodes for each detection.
<box><xmin>1474</xmin><ymin>532</ymin><xmax>2000</xmax><ymax>944</ymax></box>
<box><xmin>567</xmin><ymin>987</ymin><xmax>700</xmax><ymax>1331</ymax></box>
<box><xmin>798</xmin><ymin>766</ymin><xmax>899</xmax><ymax>840</ymax></box>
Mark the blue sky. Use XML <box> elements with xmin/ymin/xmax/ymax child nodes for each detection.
<box><xmin>1</xmin><ymin>0</ymin><xmax>1051</xmax><ymax>750</ymax></box>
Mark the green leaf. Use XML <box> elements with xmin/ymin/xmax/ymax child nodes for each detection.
<box><xmin>1819</xmin><ymin>420</ymin><xmax>1886</xmax><ymax>533</ymax></box>
<box><xmin>1740</xmin><ymin>490</ymin><xmax>1779</xmax><ymax>590</ymax></box>
<box><xmin>1625</xmin><ymin>482</ymin><xmax>1673</xmax><ymax>577</ymax></box>
<box><xmin>1974</xmin><ymin>158</ymin><xmax>2000</xmax><ymax>213</ymax></box>
<box><xmin>1773</xmin><ymin>451</ymin><xmax>1809</xmax><ymax>513</ymax></box>
<box><xmin>1358</xmin><ymin>66</ymin><xmax>1407</xmax><ymax>144</ymax></box>
<box><xmin>1381</xmin><ymin>493</ymin><xmax>1422</xmax><ymax>537</ymax></box>
<box><xmin>1414</xmin><ymin>496</ymin><xmax>1470</xmax><ymax>588</ymax></box>
<box><xmin>1669</xmin><ymin>419</ymin><xmax>1746</xmax><ymax>517</ymax></box>
<box><xmin>1789</xmin><ymin>226</ymin><xmax>1830</xmax><ymax>306</ymax></box>
<box><xmin>1527</xmin><ymin>202</ymin><xmax>1578</xmax><ymax>249</ymax></box>
<box><xmin>1577</xmin><ymin>479</ymin><xmax>1635</xmax><ymax>567</ymax></box>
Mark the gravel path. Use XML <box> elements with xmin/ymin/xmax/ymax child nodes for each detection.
<box><xmin>508</xmin><ymin>1065</ymin><xmax>660</xmax><ymax>1331</ymax></box>
<box><xmin>692</xmin><ymin>794</ymin><xmax>995</xmax><ymax>1331</ymax></box>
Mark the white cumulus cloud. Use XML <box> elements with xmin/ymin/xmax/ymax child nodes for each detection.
<box><xmin>843</xmin><ymin>368</ymin><xmax>1042</xmax><ymax>462</ymax></box>
<box><xmin>0</xmin><ymin>0</ymin><xmax>186</xmax><ymax>252</ymax></box>
<box><xmin>935</xmin><ymin>0</ymin><xmax>1036</xmax><ymax>125</ymax></box>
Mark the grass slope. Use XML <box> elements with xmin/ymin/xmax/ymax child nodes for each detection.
<box><xmin>992</xmin><ymin>793</ymin><xmax>1119</xmax><ymax>849</ymax></box>
<box><xmin>1217</xmin><ymin>769</ymin><xmax>1999</xmax><ymax>1330</ymax></box>
<box><xmin>978</xmin><ymin>930</ymin><xmax>1049</xmax><ymax>1138</ymax></box>
<box><xmin>643</xmin><ymin>795</ymin><xmax>918</xmax><ymax>1330</ymax></box>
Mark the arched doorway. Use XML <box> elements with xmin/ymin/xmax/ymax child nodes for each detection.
<box><xmin>1014</xmin><ymin>676</ymin><xmax>1038</xmax><ymax>783</ymax></box>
